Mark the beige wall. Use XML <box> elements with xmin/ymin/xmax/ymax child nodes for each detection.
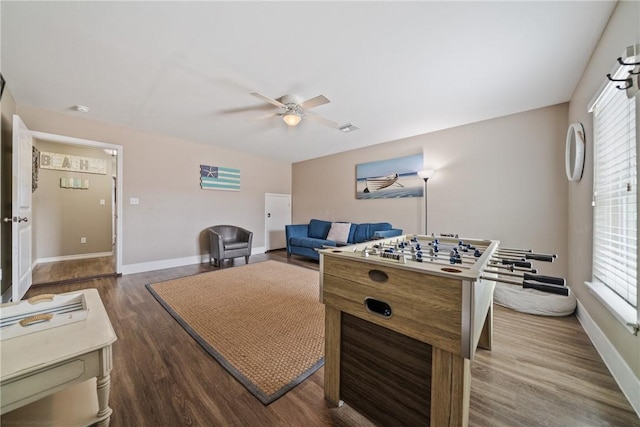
<box><xmin>567</xmin><ymin>0</ymin><xmax>640</xmax><ymax>378</ymax></box>
<box><xmin>32</xmin><ymin>140</ymin><xmax>114</xmax><ymax>260</ymax></box>
<box><xmin>0</xmin><ymin>88</ymin><xmax>16</xmax><ymax>297</ymax></box>
<box><xmin>16</xmin><ymin>105</ymin><xmax>292</xmax><ymax>269</ymax></box>
<box><xmin>293</xmin><ymin>103</ymin><xmax>569</xmax><ymax>279</ymax></box>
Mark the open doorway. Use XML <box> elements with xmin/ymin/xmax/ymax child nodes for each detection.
<box><xmin>30</xmin><ymin>131</ymin><xmax>122</xmax><ymax>284</ymax></box>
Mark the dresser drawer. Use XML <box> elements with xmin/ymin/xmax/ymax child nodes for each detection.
<box><xmin>1</xmin><ymin>350</ymin><xmax>100</xmax><ymax>411</ymax></box>
<box><xmin>322</xmin><ymin>255</ymin><xmax>464</xmax><ymax>353</ymax></box>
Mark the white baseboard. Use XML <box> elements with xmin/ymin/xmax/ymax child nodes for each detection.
<box><xmin>121</xmin><ymin>246</ymin><xmax>266</xmax><ymax>275</ymax></box>
<box><xmin>36</xmin><ymin>252</ymin><xmax>114</xmax><ymax>265</ymax></box>
<box><xmin>576</xmin><ymin>300</ymin><xmax>640</xmax><ymax>417</ymax></box>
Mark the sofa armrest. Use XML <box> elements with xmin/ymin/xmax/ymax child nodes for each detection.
<box><xmin>374</xmin><ymin>228</ymin><xmax>403</xmax><ymax>238</ymax></box>
<box><xmin>286</xmin><ymin>224</ymin><xmax>309</xmax><ymax>239</ymax></box>
<box><xmin>285</xmin><ymin>224</ymin><xmax>309</xmax><ymax>253</ymax></box>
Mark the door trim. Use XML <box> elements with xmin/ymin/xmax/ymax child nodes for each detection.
<box><xmin>30</xmin><ymin>131</ymin><xmax>123</xmax><ymax>274</ymax></box>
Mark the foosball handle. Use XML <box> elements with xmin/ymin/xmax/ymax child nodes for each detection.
<box><xmin>525</xmin><ymin>253</ymin><xmax>557</xmax><ymax>262</ymax></box>
<box><xmin>502</xmin><ymin>259</ymin><xmax>532</xmax><ymax>269</ymax></box>
<box><xmin>523</xmin><ymin>281</ymin><xmax>569</xmax><ymax>296</ymax></box>
<box><xmin>523</xmin><ymin>273</ymin><xmax>566</xmax><ymax>287</ymax></box>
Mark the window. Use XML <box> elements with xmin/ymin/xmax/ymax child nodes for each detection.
<box><xmin>588</xmin><ymin>47</ymin><xmax>639</xmax><ymax>333</ymax></box>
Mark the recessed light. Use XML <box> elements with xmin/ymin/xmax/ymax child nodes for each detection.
<box><xmin>338</xmin><ymin>123</ymin><xmax>359</xmax><ymax>133</ymax></box>
<box><xmin>72</xmin><ymin>104</ymin><xmax>90</xmax><ymax>113</ymax></box>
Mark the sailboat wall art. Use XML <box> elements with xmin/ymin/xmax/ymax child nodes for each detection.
<box><xmin>355</xmin><ymin>153</ymin><xmax>424</xmax><ymax>199</ymax></box>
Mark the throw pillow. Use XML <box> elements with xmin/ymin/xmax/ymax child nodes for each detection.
<box><xmin>326</xmin><ymin>222</ymin><xmax>351</xmax><ymax>244</ymax></box>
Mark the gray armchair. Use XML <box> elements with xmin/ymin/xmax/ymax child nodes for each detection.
<box><xmin>208</xmin><ymin>225</ymin><xmax>253</xmax><ymax>267</ymax></box>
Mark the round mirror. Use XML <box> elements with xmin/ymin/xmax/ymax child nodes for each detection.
<box><xmin>565</xmin><ymin>123</ymin><xmax>585</xmax><ymax>181</ymax></box>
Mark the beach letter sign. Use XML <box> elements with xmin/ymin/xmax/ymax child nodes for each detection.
<box><xmin>40</xmin><ymin>152</ymin><xmax>107</xmax><ymax>175</ymax></box>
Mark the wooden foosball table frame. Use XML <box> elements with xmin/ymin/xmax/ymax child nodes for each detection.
<box><xmin>319</xmin><ymin>234</ymin><xmax>498</xmax><ymax>427</ymax></box>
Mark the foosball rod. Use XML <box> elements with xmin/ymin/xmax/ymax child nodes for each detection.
<box><xmin>369</xmin><ymin>245</ymin><xmax>480</xmax><ymax>265</ymax></box>
<box><xmin>372</xmin><ymin>244</ymin><xmax>537</xmax><ymax>271</ymax></box>
<box><xmin>411</xmin><ymin>235</ymin><xmax>552</xmax><ymax>259</ymax></box>
<box><xmin>419</xmin><ymin>240</ymin><xmax>556</xmax><ymax>263</ymax></box>
<box><xmin>479</xmin><ymin>274</ymin><xmax>569</xmax><ymax>296</ymax></box>
<box><xmin>363</xmin><ymin>249</ymin><xmax>537</xmax><ymax>273</ymax></box>
<box><xmin>483</xmin><ymin>268</ymin><xmax>566</xmax><ymax>286</ymax></box>
<box><xmin>362</xmin><ymin>249</ymin><xmax>472</xmax><ymax>269</ymax></box>
<box><xmin>361</xmin><ymin>248</ymin><xmax>477</xmax><ymax>269</ymax></box>
<box><xmin>447</xmin><ymin>250</ymin><xmax>533</xmax><ymax>267</ymax></box>
<box><xmin>438</xmin><ymin>252</ymin><xmax>538</xmax><ymax>271</ymax></box>
<box><xmin>445</xmin><ymin>251</ymin><xmax>539</xmax><ymax>270</ymax></box>
<box><xmin>417</xmin><ymin>253</ymin><xmax>537</xmax><ymax>273</ymax></box>
<box><xmin>447</xmin><ymin>248</ymin><xmax>556</xmax><ymax>264</ymax></box>
<box><xmin>450</xmin><ymin>245</ymin><xmax>556</xmax><ymax>262</ymax></box>
<box><xmin>495</xmin><ymin>249</ymin><xmax>557</xmax><ymax>262</ymax></box>
<box><xmin>375</xmin><ymin>241</ymin><xmax>550</xmax><ymax>270</ymax></box>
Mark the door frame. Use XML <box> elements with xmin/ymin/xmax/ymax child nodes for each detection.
<box><xmin>264</xmin><ymin>193</ymin><xmax>291</xmax><ymax>251</ymax></box>
<box><xmin>30</xmin><ymin>131</ymin><xmax>123</xmax><ymax>274</ymax></box>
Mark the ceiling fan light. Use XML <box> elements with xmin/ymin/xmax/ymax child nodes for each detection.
<box><xmin>283</xmin><ymin>112</ymin><xmax>302</xmax><ymax>126</ymax></box>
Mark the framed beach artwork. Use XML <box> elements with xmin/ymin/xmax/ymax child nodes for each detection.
<box><xmin>356</xmin><ymin>153</ymin><xmax>424</xmax><ymax>199</ymax></box>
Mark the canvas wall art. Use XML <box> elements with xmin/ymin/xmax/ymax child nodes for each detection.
<box><xmin>60</xmin><ymin>177</ymin><xmax>89</xmax><ymax>189</ymax></box>
<box><xmin>200</xmin><ymin>165</ymin><xmax>241</xmax><ymax>191</ymax></box>
<box><xmin>356</xmin><ymin>153</ymin><xmax>424</xmax><ymax>199</ymax></box>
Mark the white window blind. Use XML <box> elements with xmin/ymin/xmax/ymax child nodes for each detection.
<box><xmin>591</xmin><ymin>76</ymin><xmax>637</xmax><ymax>309</ymax></box>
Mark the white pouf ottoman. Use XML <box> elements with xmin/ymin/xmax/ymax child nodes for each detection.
<box><xmin>493</xmin><ymin>282</ymin><xmax>577</xmax><ymax>316</ymax></box>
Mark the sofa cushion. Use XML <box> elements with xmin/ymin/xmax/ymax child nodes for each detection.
<box><xmin>374</xmin><ymin>229</ymin><xmax>403</xmax><ymax>238</ymax></box>
<box><xmin>289</xmin><ymin>237</ymin><xmax>334</xmax><ymax>249</ymax></box>
<box><xmin>308</xmin><ymin>219</ymin><xmax>332</xmax><ymax>239</ymax></box>
<box><xmin>370</xmin><ymin>222</ymin><xmax>392</xmax><ymax>233</ymax></box>
<box><xmin>353</xmin><ymin>223</ymin><xmax>371</xmax><ymax>243</ymax></box>
<box><xmin>224</xmin><ymin>241</ymin><xmax>249</xmax><ymax>250</ymax></box>
<box><xmin>347</xmin><ymin>223</ymin><xmax>357</xmax><ymax>243</ymax></box>
<box><xmin>326</xmin><ymin>222</ymin><xmax>351</xmax><ymax>244</ymax></box>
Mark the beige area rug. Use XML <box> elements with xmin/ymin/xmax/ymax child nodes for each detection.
<box><xmin>146</xmin><ymin>260</ymin><xmax>324</xmax><ymax>404</ymax></box>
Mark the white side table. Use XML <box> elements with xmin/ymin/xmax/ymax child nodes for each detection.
<box><xmin>0</xmin><ymin>289</ymin><xmax>117</xmax><ymax>426</ymax></box>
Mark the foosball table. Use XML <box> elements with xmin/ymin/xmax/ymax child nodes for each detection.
<box><xmin>319</xmin><ymin>234</ymin><xmax>567</xmax><ymax>427</ymax></box>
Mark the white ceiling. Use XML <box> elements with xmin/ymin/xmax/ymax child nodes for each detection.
<box><xmin>1</xmin><ymin>1</ymin><xmax>616</xmax><ymax>163</ymax></box>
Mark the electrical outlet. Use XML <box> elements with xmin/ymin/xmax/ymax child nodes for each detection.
<box><xmin>80</xmin><ymin>237</ymin><xmax>87</xmax><ymax>244</ymax></box>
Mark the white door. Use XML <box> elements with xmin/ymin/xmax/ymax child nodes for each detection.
<box><xmin>10</xmin><ymin>115</ymin><xmax>33</xmax><ymax>301</ymax></box>
<box><xmin>265</xmin><ymin>193</ymin><xmax>291</xmax><ymax>251</ymax></box>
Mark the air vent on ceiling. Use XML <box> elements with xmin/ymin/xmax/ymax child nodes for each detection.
<box><xmin>72</xmin><ymin>104</ymin><xmax>90</xmax><ymax>113</ymax></box>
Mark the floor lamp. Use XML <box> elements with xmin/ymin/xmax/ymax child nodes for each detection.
<box><xmin>417</xmin><ymin>169</ymin><xmax>435</xmax><ymax>235</ymax></box>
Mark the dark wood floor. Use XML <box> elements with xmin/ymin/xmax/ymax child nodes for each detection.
<box><xmin>32</xmin><ymin>255</ymin><xmax>115</xmax><ymax>285</ymax></box>
<box><xmin>20</xmin><ymin>250</ymin><xmax>640</xmax><ymax>427</ymax></box>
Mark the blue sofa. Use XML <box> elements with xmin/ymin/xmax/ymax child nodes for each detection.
<box><xmin>286</xmin><ymin>219</ymin><xmax>403</xmax><ymax>261</ymax></box>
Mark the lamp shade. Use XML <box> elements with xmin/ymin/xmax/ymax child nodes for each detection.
<box><xmin>417</xmin><ymin>169</ymin><xmax>435</xmax><ymax>180</ymax></box>
<box><xmin>283</xmin><ymin>112</ymin><xmax>302</xmax><ymax>126</ymax></box>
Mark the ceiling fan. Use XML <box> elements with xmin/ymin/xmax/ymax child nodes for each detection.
<box><xmin>249</xmin><ymin>92</ymin><xmax>338</xmax><ymax>128</ymax></box>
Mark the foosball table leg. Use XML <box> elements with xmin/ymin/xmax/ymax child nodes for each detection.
<box><xmin>478</xmin><ymin>300</ymin><xmax>493</xmax><ymax>351</ymax></box>
<box><xmin>431</xmin><ymin>347</ymin><xmax>471</xmax><ymax>427</ymax></box>
<box><xmin>324</xmin><ymin>305</ymin><xmax>343</xmax><ymax>407</ymax></box>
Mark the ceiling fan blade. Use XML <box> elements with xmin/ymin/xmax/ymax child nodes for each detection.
<box><xmin>246</xmin><ymin>112</ymin><xmax>280</xmax><ymax>122</ymax></box>
<box><xmin>299</xmin><ymin>94</ymin><xmax>330</xmax><ymax>110</ymax></box>
<box><xmin>250</xmin><ymin>92</ymin><xmax>286</xmax><ymax>108</ymax></box>
<box><xmin>221</xmin><ymin>104</ymin><xmax>277</xmax><ymax>114</ymax></box>
<box><xmin>304</xmin><ymin>112</ymin><xmax>339</xmax><ymax>128</ymax></box>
